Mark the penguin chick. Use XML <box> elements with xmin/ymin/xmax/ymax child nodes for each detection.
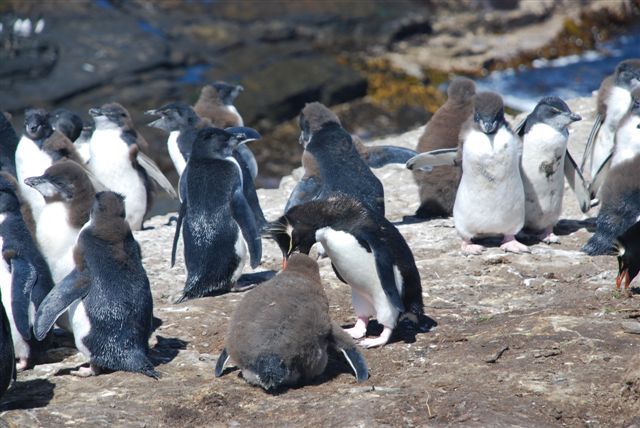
<box><xmin>267</xmin><ymin>194</ymin><xmax>424</xmax><ymax>348</ymax></box>
<box><xmin>194</xmin><ymin>81</ymin><xmax>245</xmax><ymax>128</ymax></box>
<box><xmin>171</xmin><ymin>127</ymin><xmax>262</xmax><ymax>301</ymax></box>
<box><xmin>88</xmin><ymin>102</ymin><xmax>176</xmax><ymax>230</ymax></box>
<box><xmin>0</xmin><ymin>111</ymin><xmax>19</xmax><ymax>177</ymax></box>
<box><xmin>519</xmin><ymin>97</ymin><xmax>582</xmax><ymax>243</ymax></box>
<box><xmin>412</xmin><ymin>77</ymin><xmax>475</xmax><ymax>218</ymax></box>
<box><xmin>285</xmin><ymin>102</ymin><xmax>385</xmax><ymax>216</ymax></box>
<box><xmin>0</xmin><ymin>285</ymin><xmax>15</xmax><ymax>398</ymax></box>
<box><xmin>611</xmin><ymin>87</ymin><xmax>640</xmax><ymax>168</ymax></box>
<box><xmin>453</xmin><ymin>92</ymin><xmax>528</xmax><ymax>254</ymax></box>
<box><xmin>583</xmin><ymin>58</ymin><xmax>640</xmax><ymax>190</ymax></box>
<box><xmin>214</xmin><ymin>254</ymin><xmax>368</xmax><ymax>392</ymax></box>
<box><xmin>0</xmin><ymin>173</ymin><xmax>54</xmax><ymax>371</ymax></box>
<box><xmin>24</xmin><ymin>160</ymin><xmax>95</xmax><ymax>283</ymax></box>
<box><xmin>34</xmin><ymin>191</ymin><xmax>158</xmax><ymax>378</ymax></box>
<box><xmin>615</xmin><ymin>221</ymin><xmax>640</xmax><ymax>290</ymax></box>
<box><xmin>15</xmin><ymin>108</ymin><xmax>83</xmax><ymax>219</ymax></box>
<box><xmin>50</xmin><ymin>108</ymin><xmax>84</xmax><ymax>142</ymax></box>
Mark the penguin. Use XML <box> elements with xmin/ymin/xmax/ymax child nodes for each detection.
<box><xmin>214</xmin><ymin>253</ymin><xmax>368</xmax><ymax>392</ymax></box>
<box><xmin>50</xmin><ymin>108</ymin><xmax>84</xmax><ymax>143</ymax></box>
<box><xmin>15</xmin><ymin>108</ymin><xmax>84</xmax><ymax>219</ymax></box>
<box><xmin>267</xmin><ymin>194</ymin><xmax>424</xmax><ymax>348</ymax></box>
<box><xmin>24</xmin><ymin>160</ymin><xmax>95</xmax><ymax>283</ymax></box>
<box><xmin>0</xmin><ymin>173</ymin><xmax>55</xmax><ymax>371</ymax></box>
<box><xmin>87</xmin><ymin>102</ymin><xmax>176</xmax><ymax>230</ymax></box>
<box><xmin>0</xmin><ymin>112</ymin><xmax>19</xmax><ymax>177</ymax></box>
<box><xmin>171</xmin><ymin>127</ymin><xmax>262</xmax><ymax>301</ymax></box>
<box><xmin>194</xmin><ymin>81</ymin><xmax>245</xmax><ymax>128</ymax></box>
<box><xmin>610</xmin><ymin>87</ymin><xmax>640</xmax><ymax>168</ymax></box>
<box><xmin>614</xmin><ymin>220</ymin><xmax>640</xmax><ymax>290</ymax></box>
<box><xmin>146</xmin><ymin>104</ymin><xmax>266</xmax><ymax>229</ymax></box>
<box><xmin>285</xmin><ymin>102</ymin><xmax>385</xmax><ymax>216</ymax></box>
<box><xmin>582</xmin><ymin>59</ymin><xmax>640</xmax><ymax>192</ymax></box>
<box><xmin>0</xmin><ymin>286</ymin><xmax>15</xmax><ymax>399</ymax></box>
<box><xmin>412</xmin><ymin>77</ymin><xmax>475</xmax><ymax>218</ymax></box>
<box><xmin>34</xmin><ymin>191</ymin><xmax>158</xmax><ymax>378</ymax></box>
<box><xmin>517</xmin><ymin>97</ymin><xmax>583</xmax><ymax>243</ymax></box>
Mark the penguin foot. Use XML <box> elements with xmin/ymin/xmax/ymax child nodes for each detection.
<box><xmin>71</xmin><ymin>363</ymin><xmax>101</xmax><ymax>377</ymax></box>
<box><xmin>500</xmin><ymin>236</ymin><xmax>530</xmax><ymax>253</ymax></box>
<box><xmin>345</xmin><ymin>317</ymin><xmax>368</xmax><ymax>339</ymax></box>
<box><xmin>358</xmin><ymin>327</ymin><xmax>393</xmax><ymax>348</ymax></box>
<box><xmin>16</xmin><ymin>358</ymin><xmax>29</xmax><ymax>372</ymax></box>
<box><xmin>461</xmin><ymin>240</ymin><xmax>484</xmax><ymax>255</ymax></box>
<box><xmin>539</xmin><ymin>228</ymin><xmax>560</xmax><ymax>244</ymax></box>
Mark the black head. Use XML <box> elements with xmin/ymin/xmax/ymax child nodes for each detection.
<box><xmin>614</xmin><ymin>59</ymin><xmax>640</xmax><ymax>89</ymax></box>
<box><xmin>298</xmin><ymin>102</ymin><xmax>341</xmax><ymax>147</ymax></box>
<box><xmin>24</xmin><ymin>160</ymin><xmax>87</xmax><ymax>201</ymax></box>
<box><xmin>616</xmin><ymin>221</ymin><xmax>640</xmax><ymax>290</ymax></box>
<box><xmin>265</xmin><ymin>214</ymin><xmax>317</xmax><ymax>267</ymax></box>
<box><xmin>212</xmin><ymin>81</ymin><xmax>244</xmax><ymax>105</ymax></box>
<box><xmin>24</xmin><ymin>108</ymin><xmax>54</xmax><ymax>141</ymax></box>
<box><xmin>92</xmin><ymin>191</ymin><xmax>126</xmax><ymax>220</ymax></box>
<box><xmin>191</xmin><ymin>126</ymin><xmax>260</xmax><ymax>160</ymax></box>
<box><xmin>473</xmin><ymin>92</ymin><xmax>505</xmax><ymax>134</ymax></box>
<box><xmin>89</xmin><ymin>103</ymin><xmax>133</xmax><ymax>131</ymax></box>
<box><xmin>447</xmin><ymin>77</ymin><xmax>476</xmax><ymax>104</ymax></box>
<box><xmin>145</xmin><ymin>103</ymin><xmax>199</xmax><ymax>133</ymax></box>
<box><xmin>51</xmin><ymin>108</ymin><xmax>84</xmax><ymax>142</ymax></box>
<box><xmin>0</xmin><ymin>173</ymin><xmax>21</xmax><ymax>213</ymax></box>
<box><xmin>528</xmin><ymin>96</ymin><xmax>581</xmax><ymax>132</ymax></box>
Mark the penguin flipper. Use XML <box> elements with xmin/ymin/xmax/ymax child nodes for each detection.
<box><xmin>136</xmin><ymin>152</ymin><xmax>178</xmax><ymax>199</ymax></box>
<box><xmin>589</xmin><ymin>151</ymin><xmax>613</xmax><ymax>197</ymax></box>
<box><xmin>364</xmin><ymin>145</ymin><xmax>418</xmax><ymax>168</ymax></box>
<box><xmin>563</xmin><ymin>151</ymin><xmax>591</xmax><ymax>213</ymax></box>
<box><xmin>581</xmin><ymin>112</ymin><xmax>603</xmax><ymax>171</ymax></box>
<box><xmin>10</xmin><ymin>257</ymin><xmax>38</xmax><ymax>340</ymax></box>
<box><xmin>284</xmin><ymin>176</ymin><xmax>322</xmax><ymax>213</ymax></box>
<box><xmin>34</xmin><ymin>269</ymin><xmax>90</xmax><ymax>341</ymax></box>
<box><xmin>235</xmin><ymin>144</ymin><xmax>258</xmax><ymax>180</ymax></box>
<box><xmin>329</xmin><ymin>321</ymin><xmax>368</xmax><ymax>382</ymax></box>
<box><xmin>513</xmin><ymin>117</ymin><xmax>527</xmax><ymax>138</ymax></box>
<box><xmin>233</xmin><ymin>151</ymin><xmax>266</xmax><ymax>231</ymax></box>
<box><xmin>405</xmin><ymin>149</ymin><xmax>459</xmax><ymax>171</ymax></box>
<box><xmin>231</xmin><ymin>188</ymin><xmax>262</xmax><ymax>268</ymax></box>
<box><xmin>171</xmin><ymin>200</ymin><xmax>186</xmax><ymax>268</ymax></box>
<box><xmin>214</xmin><ymin>348</ymin><xmax>230</xmax><ymax>377</ymax></box>
<box><xmin>365</xmin><ymin>234</ymin><xmax>405</xmax><ymax>313</ymax></box>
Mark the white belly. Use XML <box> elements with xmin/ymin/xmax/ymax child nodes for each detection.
<box><xmin>36</xmin><ymin>202</ymin><xmax>81</xmax><ymax>283</ymax></box>
<box><xmin>231</xmin><ymin>228</ymin><xmax>248</xmax><ymax>282</ymax></box>
<box><xmin>520</xmin><ymin>123</ymin><xmax>567</xmax><ymax>231</ymax></box>
<box><xmin>226</xmin><ymin>105</ymin><xmax>243</xmax><ymax>126</ymax></box>
<box><xmin>316</xmin><ymin>227</ymin><xmax>403</xmax><ymax>328</ymax></box>
<box><xmin>454</xmin><ymin>127</ymin><xmax>525</xmax><ymax>239</ymax></box>
<box><xmin>591</xmin><ymin>87</ymin><xmax>631</xmax><ymax>177</ymax></box>
<box><xmin>612</xmin><ymin>115</ymin><xmax>640</xmax><ymax>167</ymax></box>
<box><xmin>89</xmin><ymin>129</ymin><xmax>147</xmax><ymax>230</ymax></box>
<box><xmin>15</xmin><ymin>136</ymin><xmax>53</xmax><ymax>219</ymax></box>
<box><xmin>167</xmin><ymin>131</ymin><xmax>186</xmax><ymax>176</ymax></box>
<box><xmin>68</xmin><ymin>299</ymin><xmax>92</xmax><ymax>359</ymax></box>
<box><xmin>0</xmin><ymin>236</ymin><xmax>30</xmax><ymax>360</ymax></box>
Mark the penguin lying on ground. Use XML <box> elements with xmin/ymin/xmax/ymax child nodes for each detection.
<box><xmin>88</xmin><ymin>102</ymin><xmax>176</xmax><ymax>230</ymax></box>
<box><xmin>0</xmin><ymin>285</ymin><xmax>15</xmax><ymax>399</ymax></box>
<box><xmin>285</xmin><ymin>102</ymin><xmax>386</xmax><ymax>216</ymax></box>
<box><xmin>171</xmin><ymin>127</ymin><xmax>262</xmax><ymax>301</ymax></box>
<box><xmin>412</xmin><ymin>77</ymin><xmax>475</xmax><ymax>218</ymax></box>
<box><xmin>35</xmin><ymin>191</ymin><xmax>158</xmax><ymax>378</ymax></box>
<box><xmin>267</xmin><ymin>194</ymin><xmax>424</xmax><ymax>348</ymax></box>
<box><xmin>517</xmin><ymin>97</ymin><xmax>584</xmax><ymax>243</ymax></box>
<box><xmin>215</xmin><ymin>253</ymin><xmax>368</xmax><ymax>392</ymax></box>
<box><xmin>0</xmin><ymin>173</ymin><xmax>54</xmax><ymax>371</ymax></box>
<box><xmin>615</xmin><ymin>221</ymin><xmax>640</xmax><ymax>290</ymax></box>
<box><xmin>582</xmin><ymin>58</ymin><xmax>640</xmax><ymax>194</ymax></box>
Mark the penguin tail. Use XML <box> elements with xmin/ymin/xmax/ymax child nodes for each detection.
<box><xmin>121</xmin><ymin>352</ymin><xmax>160</xmax><ymax>379</ymax></box>
<box><xmin>249</xmin><ymin>354</ymin><xmax>288</xmax><ymax>393</ymax></box>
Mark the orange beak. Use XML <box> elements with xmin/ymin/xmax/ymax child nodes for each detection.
<box><xmin>616</xmin><ymin>269</ymin><xmax>630</xmax><ymax>289</ymax></box>
<box><xmin>282</xmin><ymin>257</ymin><xmax>287</xmax><ymax>271</ymax></box>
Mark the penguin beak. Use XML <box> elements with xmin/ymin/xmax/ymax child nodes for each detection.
<box><xmin>637</xmin><ymin>123</ymin><xmax>640</xmax><ymax>129</ymax></box>
<box><xmin>144</xmin><ymin>109</ymin><xmax>158</xmax><ymax>116</ymax></box>
<box><xmin>616</xmin><ymin>256</ymin><xmax>630</xmax><ymax>289</ymax></box>
<box><xmin>23</xmin><ymin>176</ymin><xmax>46</xmax><ymax>188</ymax></box>
<box><xmin>480</xmin><ymin>120</ymin><xmax>497</xmax><ymax>134</ymax></box>
<box><xmin>225</xmin><ymin>127</ymin><xmax>261</xmax><ymax>144</ymax></box>
<box><xmin>88</xmin><ymin>108</ymin><xmax>103</xmax><ymax>117</ymax></box>
<box><xmin>282</xmin><ymin>257</ymin><xmax>287</xmax><ymax>270</ymax></box>
<box><xmin>568</xmin><ymin>113</ymin><xmax>582</xmax><ymax>122</ymax></box>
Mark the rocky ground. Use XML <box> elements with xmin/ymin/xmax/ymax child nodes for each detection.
<box><xmin>1</xmin><ymin>96</ymin><xmax>640</xmax><ymax>427</ymax></box>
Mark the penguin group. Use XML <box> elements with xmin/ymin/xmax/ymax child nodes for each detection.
<box><xmin>1</xmin><ymin>55</ymin><xmax>639</xmax><ymax>399</ymax></box>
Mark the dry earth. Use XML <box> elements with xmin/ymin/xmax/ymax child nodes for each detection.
<box><xmin>1</xmin><ymin>97</ymin><xmax>640</xmax><ymax>427</ymax></box>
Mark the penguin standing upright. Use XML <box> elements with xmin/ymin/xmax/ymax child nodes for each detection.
<box><xmin>0</xmin><ymin>112</ymin><xmax>19</xmax><ymax>177</ymax></box>
<box><xmin>285</xmin><ymin>102</ymin><xmax>385</xmax><ymax>216</ymax></box>
<box><xmin>215</xmin><ymin>253</ymin><xmax>368</xmax><ymax>392</ymax></box>
<box><xmin>268</xmin><ymin>194</ymin><xmax>424</xmax><ymax>348</ymax></box>
<box><xmin>87</xmin><ymin>103</ymin><xmax>176</xmax><ymax>230</ymax></box>
<box><xmin>171</xmin><ymin>127</ymin><xmax>262</xmax><ymax>301</ymax></box>
<box><xmin>518</xmin><ymin>97</ymin><xmax>582</xmax><ymax>243</ymax></box>
<box><xmin>34</xmin><ymin>191</ymin><xmax>158</xmax><ymax>378</ymax></box>
<box><xmin>24</xmin><ymin>160</ymin><xmax>95</xmax><ymax>283</ymax></box>
<box><xmin>0</xmin><ymin>285</ymin><xmax>15</xmax><ymax>398</ymax></box>
<box><xmin>582</xmin><ymin>59</ymin><xmax>640</xmax><ymax>191</ymax></box>
<box><xmin>15</xmin><ymin>108</ymin><xmax>83</xmax><ymax>219</ymax></box>
<box><xmin>0</xmin><ymin>174</ymin><xmax>54</xmax><ymax>370</ymax></box>
<box><xmin>194</xmin><ymin>81</ymin><xmax>245</xmax><ymax>128</ymax></box>
<box><xmin>412</xmin><ymin>77</ymin><xmax>476</xmax><ymax>218</ymax></box>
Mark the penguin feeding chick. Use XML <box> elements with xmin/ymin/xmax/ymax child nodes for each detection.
<box><xmin>517</xmin><ymin>97</ymin><xmax>583</xmax><ymax>243</ymax></box>
<box><xmin>615</xmin><ymin>221</ymin><xmax>640</xmax><ymax>290</ymax></box>
<box><xmin>35</xmin><ymin>192</ymin><xmax>158</xmax><ymax>378</ymax></box>
<box><xmin>171</xmin><ymin>127</ymin><xmax>262</xmax><ymax>301</ymax></box>
<box><xmin>268</xmin><ymin>194</ymin><xmax>424</xmax><ymax>348</ymax></box>
<box><xmin>215</xmin><ymin>254</ymin><xmax>368</xmax><ymax>392</ymax></box>
<box><xmin>88</xmin><ymin>102</ymin><xmax>176</xmax><ymax>230</ymax></box>
<box><xmin>0</xmin><ymin>286</ymin><xmax>15</xmax><ymax>399</ymax></box>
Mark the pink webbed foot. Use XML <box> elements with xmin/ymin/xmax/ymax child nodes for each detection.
<box><xmin>344</xmin><ymin>317</ymin><xmax>368</xmax><ymax>340</ymax></box>
<box><xmin>461</xmin><ymin>239</ymin><xmax>484</xmax><ymax>255</ymax></box>
<box><xmin>16</xmin><ymin>358</ymin><xmax>29</xmax><ymax>372</ymax></box>
<box><xmin>500</xmin><ymin>235</ymin><xmax>530</xmax><ymax>253</ymax></box>
<box><xmin>538</xmin><ymin>227</ymin><xmax>560</xmax><ymax>244</ymax></box>
<box><xmin>358</xmin><ymin>326</ymin><xmax>393</xmax><ymax>348</ymax></box>
<box><xmin>71</xmin><ymin>363</ymin><xmax>101</xmax><ymax>378</ymax></box>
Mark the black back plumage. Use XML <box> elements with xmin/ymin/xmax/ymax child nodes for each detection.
<box><xmin>0</xmin><ymin>286</ymin><xmax>15</xmax><ymax>398</ymax></box>
<box><xmin>0</xmin><ymin>113</ymin><xmax>18</xmax><ymax>177</ymax></box>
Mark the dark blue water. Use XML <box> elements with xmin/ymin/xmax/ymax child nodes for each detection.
<box><xmin>177</xmin><ymin>64</ymin><xmax>212</xmax><ymax>84</ymax></box>
<box><xmin>475</xmin><ymin>28</ymin><xmax>640</xmax><ymax>111</ymax></box>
